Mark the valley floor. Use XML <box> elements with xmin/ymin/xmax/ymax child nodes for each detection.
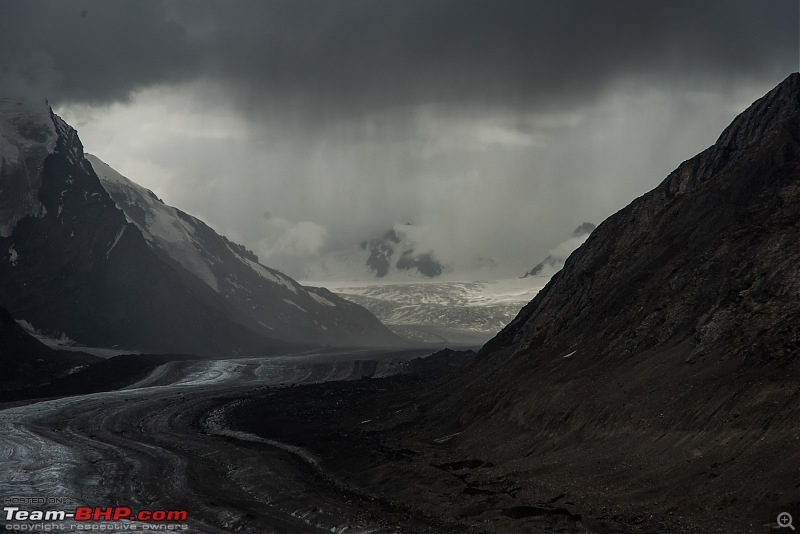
<box><xmin>227</xmin><ymin>369</ymin><xmax>798</xmax><ymax>534</ymax></box>
<box><xmin>1</xmin><ymin>349</ymin><xmax>795</xmax><ymax>533</ymax></box>
<box><xmin>0</xmin><ymin>349</ymin><xmax>451</xmax><ymax>533</ymax></box>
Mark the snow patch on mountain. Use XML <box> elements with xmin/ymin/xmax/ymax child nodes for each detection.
<box><xmin>7</xmin><ymin>245</ymin><xmax>18</xmax><ymax>266</ymax></box>
<box><xmin>282</xmin><ymin>298</ymin><xmax>306</xmax><ymax>313</ymax></box>
<box><xmin>88</xmin><ymin>153</ymin><xmax>311</xmax><ymax>297</ymax></box>
<box><xmin>307</xmin><ymin>290</ymin><xmax>337</xmax><ymax>307</ymax></box>
<box><xmin>106</xmin><ymin>226</ymin><xmax>127</xmax><ymax>258</ymax></box>
<box><xmin>321</xmin><ymin>278</ymin><xmax>547</xmax><ymax>344</ymax></box>
<box><xmin>87</xmin><ymin>154</ymin><xmax>220</xmax><ymax>291</ymax></box>
<box><xmin>235</xmin><ymin>252</ymin><xmax>298</xmax><ymax>294</ymax></box>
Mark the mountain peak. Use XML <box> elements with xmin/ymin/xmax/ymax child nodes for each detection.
<box><xmin>0</xmin><ymin>99</ymin><xmax>58</xmax><ymax>237</ymax></box>
<box><xmin>714</xmin><ymin>71</ymin><xmax>800</xmax><ymax>152</ymax></box>
<box><xmin>657</xmin><ymin>72</ymin><xmax>799</xmax><ymax>200</ymax></box>
<box><xmin>416</xmin><ymin>76</ymin><xmax>800</xmax><ymax>530</ymax></box>
<box><xmin>1</xmin><ymin>111</ymin><xmax>403</xmax><ymax>354</ymax></box>
<box><xmin>484</xmin><ymin>73</ymin><xmax>800</xmax><ymax>364</ymax></box>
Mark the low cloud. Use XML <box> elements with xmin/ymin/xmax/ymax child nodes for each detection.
<box><xmin>255</xmin><ymin>218</ymin><xmax>329</xmax><ymax>267</ymax></box>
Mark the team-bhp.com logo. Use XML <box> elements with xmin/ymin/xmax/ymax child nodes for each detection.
<box><xmin>75</xmin><ymin>508</ymin><xmax>187</xmax><ymax>522</ymax></box>
<box><xmin>5</xmin><ymin>507</ymin><xmax>187</xmax><ymax>522</ymax></box>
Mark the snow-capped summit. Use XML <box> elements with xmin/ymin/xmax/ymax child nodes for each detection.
<box><xmin>0</xmin><ymin>104</ymin><xmax>402</xmax><ymax>355</ymax></box>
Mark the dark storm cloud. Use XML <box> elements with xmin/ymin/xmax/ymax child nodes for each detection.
<box><xmin>1</xmin><ymin>0</ymin><xmax>796</xmax><ymax>114</ymax></box>
<box><xmin>0</xmin><ymin>1</ymin><xmax>198</xmax><ymax>102</ymax></box>
<box><xmin>3</xmin><ymin>0</ymin><xmax>797</xmax><ymax>278</ymax></box>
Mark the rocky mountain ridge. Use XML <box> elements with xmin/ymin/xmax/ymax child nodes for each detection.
<box><xmin>486</xmin><ymin>72</ymin><xmax>800</xmax><ymax>364</ymax></box>
<box><xmin>351</xmin><ymin>72</ymin><xmax>800</xmax><ymax>532</ymax></box>
<box><xmin>522</xmin><ymin>222</ymin><xmax>595</xmax><ymax>278</ymax></box>
<box><xmin>0</xmin><ymin>101</ymin><xmax>402</xmax><ymax>355</ymax></box>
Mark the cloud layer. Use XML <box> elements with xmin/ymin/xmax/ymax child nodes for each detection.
<box><xmin>2</xmin><ymin>0</ymin><xmax>796</xmax><ymax>113</ymax></box>
<box><xmin>2</xmin><ymin>1</ymin><xmax>798</xmax><ymax>277</ymax></box>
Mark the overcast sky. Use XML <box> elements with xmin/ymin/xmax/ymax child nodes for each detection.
<box><xmin>1</xmin><ymin>0</ymin><xmax>798</xmax><ymax>278</ymax></box>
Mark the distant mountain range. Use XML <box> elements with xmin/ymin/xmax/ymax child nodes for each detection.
<box><xmin>329</xmin><ymin>278</ymin><xmax>546</xmax><ymax>345</ymax></box>
<box><xmin>363</xmin><ymin>226</ymin><xmax>445</xmax><ymax>278</ymax></box>
<box><xmin>300</xmin><ymin>223</ymin><xmax>451</xmax><ymax>280</ymax></box>
<box><xmin>299</xmin><ymin>218</ymin><xmax>597</xmax><ymax>283</ymax></box>
<box><xmin>0</xmin><ymin>100</ymin><xmax>402</xmax><ymax>356</ymax></box>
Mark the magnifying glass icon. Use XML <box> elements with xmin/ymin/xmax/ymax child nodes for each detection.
<box><xmin>778</xmin><ymin>512</ymin><xmax>795</xmax><ymax>530</ymax></box>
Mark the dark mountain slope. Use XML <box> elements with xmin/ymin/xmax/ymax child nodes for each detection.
<box><xmin>0</xmin><ymin>111</ymin><xmax>282</xmax><ymax>355</ymax></box>
<box><xmin>86</xmin><ymin>155</ymin><xmax>402</xmax><ymax>351</ymax></box>
<box><xmin>485</xmin><ymin>74</ymin><xmax>800</xmax><ymax>365</ymax></box>
<box><xmin>337</xmin><ymin>74</ymin><xmax>800</xmax><ymax>532</ymax></box>
<box><xmin>0</xmin><ymin>104</ymin><xmax>402</xmax><ymax>355</ymax></box>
